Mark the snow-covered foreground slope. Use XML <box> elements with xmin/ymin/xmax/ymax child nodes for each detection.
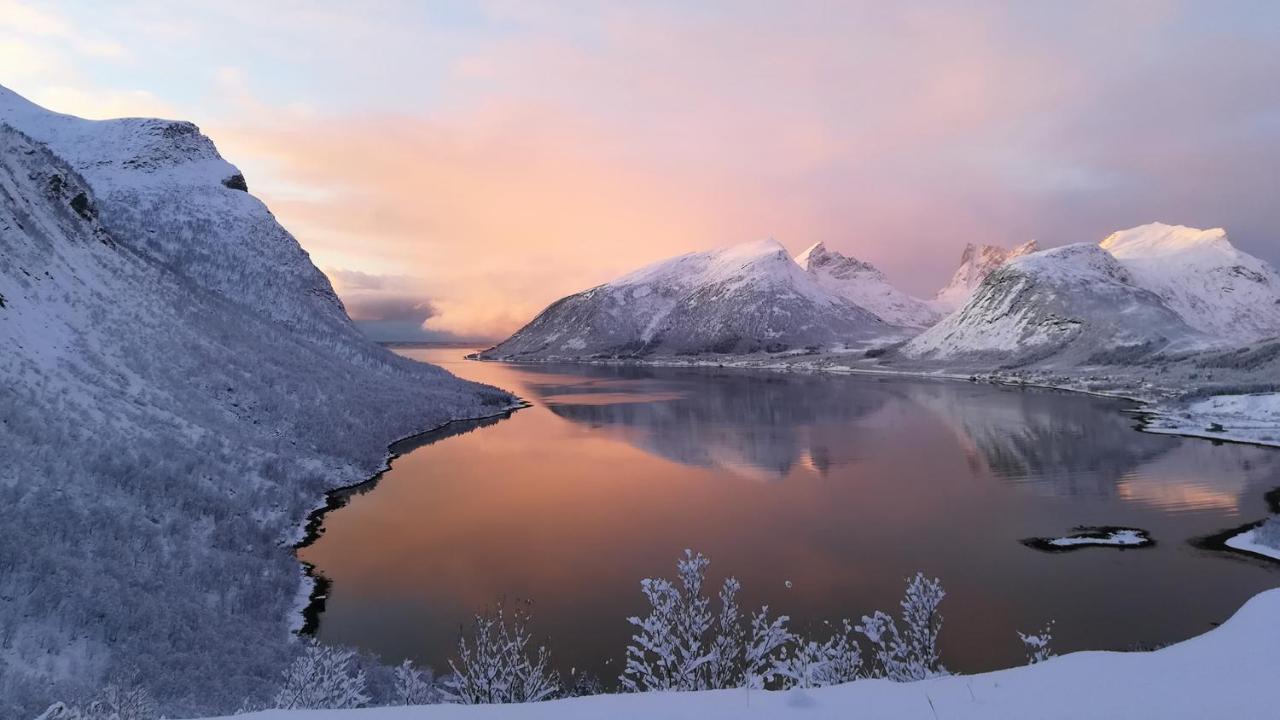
<box><xmin>795</xmin><ymin>242</ymin><xmax>939</xmax><ymax>327</ymax></box>
<box><xmin>482</xmin><ymin>239</ymin><xmax>903</xmax><ymax>360</ymax></box>
<box><xmin>932</xmin><ymin>240</ymin><xmax>1039</xmax><ymax>311</ymax></box>
<box><xmin>905</xmin><ymin>243</ymin><xmax>1205</xmax><ymax>366</ymax></box>
<box><xmin>0</xmin><ymin>88</ymin><xmax>514</xmax><ymax>718</ymax></box>
<box><xmin>230</xmin><ymin>588</ymin><xmax>1280</xmax><ymax>720</ymax></box>
<box><xmin>1101</xmin><ymin>223</ymin><xmax>1280</xmax><ymax>344</ymax></box>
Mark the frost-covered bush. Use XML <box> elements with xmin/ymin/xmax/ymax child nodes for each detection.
<box><xmin>270</xmin><ymin>641</ymin><xmax>369</xmax><ymax>710</ymax></box>
<box><xmin>1253</xmin><ymin>516</ymin><xmax>1280</xmax><ymax>550</ymax></box>
<box><xmin>772</xmin><ymin>620</ymin><xmax>862</xmax><ymax>689</ymax></box>
<box><xmin>392</xmin><ymin>659</ymin><xmax>440</xmax><ymax>705</ymax></box>
<box><xmin>621</xmin><ymin>550</ymin><xmax>790</xmax><ymax>692</ymax></box>
<box><xmin>1018</xmin><ymin>621</ymin><xmax>1056</xmax><ymax>665</ymax></box>
<box><xmin>32</xmin><ymin>684</ymin><xmax>156</xmax><ymax>720</ymax></box>
<box><xmin>443</xmin><ymin>602</ymin><xmax>558</xmax><ymax>704</ymax></box>
<box><xmin>858</xmin><ymin>573</ymin><xmax>948</xmax><ymax>682</ymax></box>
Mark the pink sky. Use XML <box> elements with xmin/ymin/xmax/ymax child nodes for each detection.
<box><xmin>5</xmin><ymin>1</ymin><xmax>1279</xmax><ymax>340</ymax></box>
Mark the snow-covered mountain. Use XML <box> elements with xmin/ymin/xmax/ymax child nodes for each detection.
<box><xmin>0</xmin><ymin>86</ymin><xmax>513</xmax><ymax>717</ymax></box>
<box><xmin>795</xmin><ymin>242</ymin><xmax>940</xmax><ymax>328</ymax></box>
<box><xmin>904</xmin><ymin>243</ymin><xmax>1205</xmax><ymax>366</ymax></box>
<box><xmin>1100</xmin><ymin>223</ymin><xmax>1280</xmax><ymax>344</ymax></box>
<box><xmin>482</xmin><ymin>239</ymin><xmax>903</xmax><ymax>359</ymax></box>
<box><xmin>932</xmin><ymin>240</ymin><xmax>1039</xmax><ymax>311</ymax></box>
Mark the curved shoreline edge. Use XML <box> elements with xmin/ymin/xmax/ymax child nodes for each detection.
<box><xmin>290</xmin><ymin>399</ymin><xmax>532</xmax><ymax>635</ymax></box>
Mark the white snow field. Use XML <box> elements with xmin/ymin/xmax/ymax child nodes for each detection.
<box><xmin>1144</xmin><ymin>392</ymin><xmax>1280</xmax><ymax>447</ymax></box>
<box><xmin>1226</xmin><ymin>527</ymin><xmax>1280</xmax><ymax>562</ymax></box>
<box><xmin>226</xmin><ymin>588</ymin><xmax>1280</xmax><ymax>720</ymax></box>
<box><xmin>0</xmin><ymin>86</ymin><xmax>514</xmax><ymax>718</ymax></box>
<box><xmin>1101</xmin><ymin>223</ymin><xmax>1280</xmax><ymax>344</ymax></box>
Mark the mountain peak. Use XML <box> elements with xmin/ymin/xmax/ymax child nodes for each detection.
<box><xmin>795</xmin><ymin>241</ymin><xmax>827</xmax><ymax>268</ymax></box>
<box><xmin>934</xmin><ymin>239</ymin><xmax>1039</xmax><ymax>311</ymax></box>
<box><xmin>1100</xmin><ymin>223</ymin><xmax>1230</xmax><ymax>259</ymax></box>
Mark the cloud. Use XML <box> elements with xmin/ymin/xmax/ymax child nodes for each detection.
<box><xmin>11</xmin><ymin>2</ymin><xmax>1280</xmax><ymax>339</ymax></box>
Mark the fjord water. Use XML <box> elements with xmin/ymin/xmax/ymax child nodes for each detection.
<box><xmin>301</xmin><ymin>348</ymin><xmax>1280</xmax><ymax>680</ymax></box>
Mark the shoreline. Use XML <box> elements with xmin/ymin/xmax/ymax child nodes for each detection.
<box><xmin>289</xmin><ymin>400</ymin><xmax>531</xmax><ymax>635</ymax></box>
<box><xmin>468</xmin><ymin>353</ymin><xmax>1280</xmax><ymax>566</ymax></box>
<box><xmin>470</xmin><ymin>352</ymin><xmax>1280</xmax><ymax>449</ymax></box>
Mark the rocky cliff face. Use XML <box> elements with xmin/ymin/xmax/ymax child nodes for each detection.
<box><xmin>795</xmin><ymin>242</ymin><xmax>940</xmax><ymax>328</ymax></box>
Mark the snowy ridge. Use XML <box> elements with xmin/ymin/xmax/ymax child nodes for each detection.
<box><xmin>225</xmin><ymin>588</ymin><xmax>1280</xmax><ymax>719</ymax></box>
<box><xmin>795</xmin><ymin>242</ymin><xmax>940</xmax><ymax>328</ymax></box>
<box><xmin>1100</xmin><ymin>223</ymin><xmax>1280</xmax><ymax>343</ymax></box>
<box><xmin>0</xmin><ymin>84</ymin><xmax>349</xmax><ymax>331</ymax></box>
<box><xmin>0</xmin><ymin>86</ymin><xmax>513</xmax><ymax>717</ymax></box>
<box><xmin>932</xmin><ymin>239</ymin><xmax>1039</xmax><ymax>311</ymax></box>
<box><xmin>483</xmin><ymin>239</ymin><xmax>904</xmax><ymax>360</ymax></box>
<box><xmin>904</xmin><ymin>243</ymin><xmax>1206</xmax><ymax>365</ymax></box>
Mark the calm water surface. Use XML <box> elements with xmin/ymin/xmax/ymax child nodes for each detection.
<box><xmin>301</xmin><ymin>348</ymin><xmax>1280</xmax><ymax>680</ymax></box>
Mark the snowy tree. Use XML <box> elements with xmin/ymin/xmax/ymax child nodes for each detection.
<box><xmin>1018</xmin><ymin>621</ymin><xmax>1056</xmax><ymax>664</ymax></box>
<box><xmin>392</xmin><ymin>659</ymin><xmax>439</xmax><ymax>705</ymax></box>
<box><xmin>271</xmin><ymin>641</ymin><xmax>370</xmax><ymax>710</ymax></box>
<box><xmin>773</xmin><ymin>620</ymin><xmax>861</xmax><ymax>689</ymax></box>
<box><xmin>707</xmin><ymin>576</ymin><xmax>746</xmax><ymax>689</ymax></box>
<box><xmin>443</xmin><ymin>601</ymin><xmax>558</xmax><ymax>704</ymax></box>
<box><xmin>622</xmin><ymin>550</ymin><xmax>749</xmax><ymax>692</ymax></box>
<box><xmin>858</xmin><ymin>573</ymin><xmax>947</xmax><ymax>682</ymax></box>
<box><xmin>743</xmin><ymin>606</ymin><xmax>793</xmax><ymax>689</ymax></box>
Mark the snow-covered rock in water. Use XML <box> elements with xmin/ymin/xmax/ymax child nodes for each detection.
<box><xmin>482</xmin><ymin>239</ymin><xmax>902</xmax><ymax>359</ymax></box>
<box><xmin>904</xmin><ymin>243</ymin><xmax>1205</xmax><ymax>366</ymax></box>
<box><xmin>0</xmin><ymin>86</ymin><xmax>513</xmax><ymax>718</ymax></box>
<box><xmin>795</xmin><ymin>242</ymin><xmax>940</xmax><ymax>328</ymax></box>
<box><xmin>1100</xmin><ymin>222</ymin><xmax>1280</xmax><ymax>344</ymax></box>
<box><xmin>932</xmin><ymin>239</ymin><xmax>1039</xmax><ymax>311</ymax></box>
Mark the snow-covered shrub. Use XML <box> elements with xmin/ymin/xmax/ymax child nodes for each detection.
<box><xmin>562</xmin><ymin>672</ymin><xmax>605</xmax><ymax>697</ymax></box>
<box><xmin>1253</xmin><ymin>516</ymin><xmax>1280</xmax><ymax>550</ymax></box>
<box><xmin>32</xmin><ymin>684</ymin><xmax>156</xmax><ymax>720</ymax></box>
<box><xmin>707</xmin><ymin>576</ymin><xmax>746</xmax><ymax>689</ymax></box>
<box><xmin>270</xmin><ymin>641</ymin><xmax>369</xmax><ymax>710</ymax></box>
<box><xmin>392</xmin><ymin>659</ymin><xmax>439</xmax><ymax>705</ymax></box>
<box><xmin>743</xmin><ymin>607</ymin><xmax>794</xmax><ymax>689</ymax></box>
<box><xmin>443</xmin><ymin>601</ymin><xmax>558</xmax><ymax>704</ymax></box>
<box><xmin>772</xmin><ymin>620</ymin><xmax>862</xmax><ymax>689</ymax></box>
<box><xmin>1018</xmin><ymin>621</ymin><xmax>1056</xmax><ymax>664</ymax></box>
<box><xmin>858</xmin><ymin>573</ymin><xmax>947</xmax><ymax>682</ymax></box>
<box><xmin>622</xmin><ymin>550</ymin><xmax>765</xmax><ymax>692</ymax></box>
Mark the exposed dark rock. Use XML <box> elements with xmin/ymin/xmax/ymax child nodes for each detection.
<box><xmin>69</xmin><ymin>192</ymin><xmax>95</xmax><ymax>220</ymax></box>
<box><xmin>222</xmin><ymin>173</ymin><xmax>248</xmax><ymax>192</ymax></box>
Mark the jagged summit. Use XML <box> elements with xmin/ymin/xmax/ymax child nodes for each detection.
<box><xmin>933</xmin><ymin>239</ymin><xmax>1040</xmax><ymax>312</ymax></box>
<box><xmin>795</xmin><ymin>242</ymin><xmax>940</xmax><ymax>328</ymax></box>
<box><xmin>483</xmin><ymin>238</ymin><xmax>904</xmax><ymax>359</ymax></box>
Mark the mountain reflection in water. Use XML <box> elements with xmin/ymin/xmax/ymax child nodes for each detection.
<box><xmin>300</xmin><ymin>349</ymin><xmax>1280</xmax><ymax>684</ymax></box>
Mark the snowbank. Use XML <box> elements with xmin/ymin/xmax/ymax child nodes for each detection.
<box><xmin>1225</xmin><ymin>528</ymin><xmax>1280</xmax><ymax>562</ymax></box>
<box><xmin>229</xmin><ymin>589</ymin><xmax>1280</xmax><ymax>720</ymax></box>
<box><xmin>1145</xmin><ymin>393</ymin><xmax>1280</xmax><ymax>447</ymax></box>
